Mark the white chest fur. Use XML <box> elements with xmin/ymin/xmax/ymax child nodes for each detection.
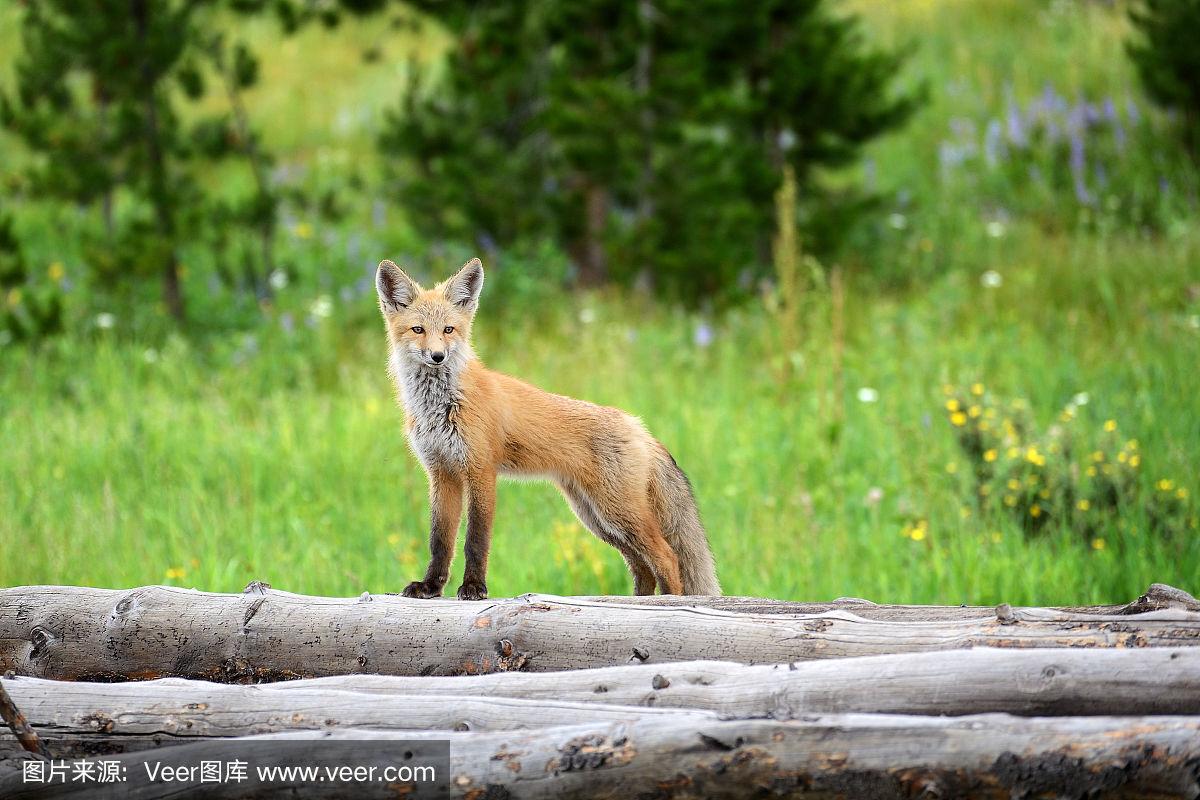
<box><xmin>393</xmin><ymin>354</ymin><xmax>469</xmax><ymax>469</ymax></box>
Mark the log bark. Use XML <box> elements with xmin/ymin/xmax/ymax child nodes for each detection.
<box><xmin>577</xmin><ymin>581</ymin><xmax>1200</xmax><ymax>617</ymax></box>
<box><xmin>0</xmin><ymin>680</ymin><xmax>47</xmax><ymax>758</ymax></box>
<box><xmin>0</xmin><ymin>676</ymin><xmax>713</xmax><ymax>756</ymax></box>
<box><xmin>4</xmin><ymin>713</ymin><xmax>1199</xmax><ymax>799</ymax></box>
<box><xmin>3</xmin><ymin>585</ymin><xmax>1199</xmax><ymax>680</ymax></box>
<box><xmin>252</xmin><ymin>646</ymin><xmax>1200</xmax><ymax>716</ymax></box>
<box><xmin>4</xmin><ymin>647</ymin><xmax>1196</xmax><ymax>756</ymax></box>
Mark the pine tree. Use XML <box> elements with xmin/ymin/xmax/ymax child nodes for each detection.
<box><xmin>0</xmin><ymin>0</ymin><xmax>384</xmax><ymax>323</ymax></box>
<box><xmin>384</xmin><ymin>0</ymin><xmax>920</xmax><ymax>302</ymax></box>
<box><xmin>1127</xmin><ymin>0</ymin><xmax>1200</xmax><ymax>153</ymax></box>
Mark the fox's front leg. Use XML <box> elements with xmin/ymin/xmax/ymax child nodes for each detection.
<box><xmin>402</xmin><ymin>467</ymin><xmax>463</xmax><ymax>599</ymax></box>
<box><xmin>457</xmin><ymin>469</ymin><xmax>496</xmax><ymax>601</ymax></box>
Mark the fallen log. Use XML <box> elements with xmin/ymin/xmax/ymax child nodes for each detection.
<box><xmin>577</xmin><ymin>581</ymin><xmax>1200</xmax><ymax>618</ymax></box>
<box><xmin>4</xmin><ymin>713</ymin><xmax>1199</xmax><ymax>799</ymax></box>
<box><xmin>0</xmin><ymin>676</ymin><xmax>714</xmax><ymax>755</ymax></box>
<box><xmin>256</xmin><ymin>646</ymin><xmax>1200</xmax><ymax>716</ymax></box>
<box><xmin>3</xmin><ymin>584</ymin><xmax>1199</xmax><ymax>679</ymax></box>
<box><xmin>4</xmin><ymin>646</ymin><xmax>1196</xmax><ymax>755</ymax></box>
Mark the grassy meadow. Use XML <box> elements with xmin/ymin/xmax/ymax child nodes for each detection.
<box><xmin>1</xmin><ymin>1</ymin><xmax>1197</xmax><ymax>604</ymax></box>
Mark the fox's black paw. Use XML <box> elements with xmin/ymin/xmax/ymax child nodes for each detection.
<box><xmin>457</xmin><ymin>581</ymin><xmax>488</xmax><ymax>601</ymax></box>
<box><xmin>401</xmin><ymin>580</ymin><xmax>443</xmax><ymax>599</ymax></box>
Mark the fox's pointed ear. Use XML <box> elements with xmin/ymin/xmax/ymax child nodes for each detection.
<box><xmin>445</xmin><ymin>257</ymin><xmax>485</xmax><ymax>312</ymax></box>
<box><xmin>376</xmin><ymin>260</ymin><xmax>419</xmax><ymax>314</ymax></box>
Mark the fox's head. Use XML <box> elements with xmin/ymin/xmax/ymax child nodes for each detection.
<box><xmin>375</xmin><ymin>257</ymin><xmax>484</xmax><ymax>370</ymax></box>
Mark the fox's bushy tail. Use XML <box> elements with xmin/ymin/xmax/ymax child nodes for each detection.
<box><xmin>651</xmin><ymin>445</ymin><xmax>721</xmax><ymax>595</ymax></box>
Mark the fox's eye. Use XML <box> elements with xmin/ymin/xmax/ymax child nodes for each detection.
<box><xmin>411</xmin><ymin>326</ymin><xmax>424</xmax><ymax>334</ymax></box>
<box><xmin>444</xmin><ymin>326</ymin><xmax>455</xmax><ymax>334</ymax></box>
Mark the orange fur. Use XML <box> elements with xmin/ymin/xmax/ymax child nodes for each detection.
<box><xmin>377</xmin><ymin>257</ymin><xmax>720</xmax><ymax>599</ymax></box>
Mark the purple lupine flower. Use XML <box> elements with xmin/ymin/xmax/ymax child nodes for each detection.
<box><xmin>346</xmin><ymin>232</ymin><xmax>362</xmax><ymax>263</ymax></box>
<box><xmin>340</xmin><ymin>286</ymin><xmax>354</xmax><ymax>303</ymax></box>
<box><xmin>1126</xmin><ymin>97</ymin><xmax>1141</xmax><ymax>125</ymax></box>
<box><xmin>984</xmin><ymin>118</ymin><xmax>1004</xmax><ymax>167</ymax></box>
<box><xmin>1104</xmin><ymin>97</ymin><xmax>1126</xmax><ymax>154</ymax></box>
<box><xmin>356</xmin><ymin>276</ymin><xmax>372</xmax><ymax>297</ymax></box>
<box><xmin>1094</xmin><ymin>162</ymin><xmax>1108</xmax><ymax>189</ymax></box>
<box><xmin>1068</xmin><ymin>104</ymin><xmax>1095</xmax><ymax>205</ymax></box>
<box><xmin>693</xmin><ymin>321</ymin><xmax>714</xmax><ymax>348</ymax></box>
<box><xmin>938</xmin><ymin>141</ymin><xmax>961</xmax><ymax>179</ymax></box>
<box><xmin>280</xmin><ymin>312</ymin><xmax>295</xmax><ymax>335</ymax></box>
<box><xmin>1006</xmin><ymin>101</ymin><xmax>1027</xmax><ymax>148</ymax></box>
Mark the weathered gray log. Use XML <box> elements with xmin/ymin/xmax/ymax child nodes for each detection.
<box><xmin>578</xmin><ymin>581</ymin><xmax>1200</xmax><ymax>618</ymax></box>
<box><xmin>0</xmin><ymin>680</ymin><xmax>47</xmax><ymax>757</ymax></box>
<box><xmin>4</xmin><ymin>585</ymin><xmax>1199</xmax><ymax>679</ymax></box>
<box><xmin>5</xmin><ymin>646</ymin><xmax>1196</xmax><ymax>756</ymax></box>
<box><xmin>260</xmin><ymin>646</ymin><xmax>1200</xmax><ymax>716</ymax></box>
<box><xmin>4</xmin><ymin>713</ymin><xmax>1199</xmax><ymax>799</ymax></box>
<box><xmin>0</xmin><ymin>676</ymin><xmax>714</xmax><ymax>756</ymax></box>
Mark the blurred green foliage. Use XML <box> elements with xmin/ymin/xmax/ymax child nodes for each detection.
<box><xmin>1128</xmin><ymin>0</ymin><xmax>1200</xmax><ymax>150</ymax></box>
<box><xmin>384</xmin><ymin>0</ymin><xmax>920</xmax><ymax>304</ymax></box>
<box><xmin>0</xmin><ymin>1</ymin><xmax>1198</xmax><ymax>603</ymax></box>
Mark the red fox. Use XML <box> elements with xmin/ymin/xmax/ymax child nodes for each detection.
<box><xmin>376</xmin><ymin>257</ymin><xmax>720</xmax><ymax>600</ymax></box>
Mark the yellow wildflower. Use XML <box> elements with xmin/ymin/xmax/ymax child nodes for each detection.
<box><xmin>984</xmin><ymin>449</ymin><xmax>998</xmax><ymax>462</ymax></box>
<box><xmin>950</xmin><ymin>411</ymin><xmax>967</xmax><ymax>426</ymax></box>
<box><xmin>968</xmin><ymin>405</ymin><xmax>982</xmax><ymax>418</ymax></box>
<box><xmin>1091</xmin><ymin>451</ymin><xmax>1104</xmax><ymax>462</ymax></box>
<box><xmin>1091</xmin><ymin>538</ymin><xmax>1106</xmax><ymax>551</ymax></box>
<box><xmin>1117</xmin><ymin>451</ymin><xmax>1127</xmax><ymax>463</ymax></box>
<box><xmin>990</xmin><ymin>531</ymin><xmax>1002</xmax><ymax>544</ymax></box>
<box><xmin>946</xmin><ymin>398</ymin><xmax>960</xmax><ymax>412</ymax></box>
<box><xmin>1007</xmin><ymin>479</ymin><xmax>1020</xmax><ymax>491</ymax></box>
<box><xmin>1103</xmin><ymin>419</ymin><xmax>1117</xmax><ymax>432</ymax></box>
<box><xmin>1177</xmin><ymin>488</ymin><xmax>1189</xmax><ymax>500</ymax></box>
<box><xmin>910</xmin><ymin>526</ymin><xmax>927</xmax><ymax>542</ymax></box>
<box><xmin>5</xmin><ymin>288</ymin><xmax>20</xmax><ymax>308</ymax></box>
<box><xmin>165</xmin><ymin>567</ymin><xmax>186</xmax><ymax>580</ymax></box>
<box><xmin>1030</xmin><ymin>504</ymin><xmax>1042</xmax><ymax>518</ymax></box>
<box><xmin>1126</xmin><ymin>439</ymin><xmax>1138</xmax><ymax>450</ymax></box>
<box><xmin>294</xmin><ymin>221</ymin><xmax>314</xmax><ymax>239</ymax></box>
<box><xmin>48</xmin><ymin>261</ymin><xmax>65</xmax><ymax>281</ymax></box>
<box><xmin>1128</xmin><ymin>454</ymin><xmax>1140</xmax><ymax>468</ymax></box>
<box><xmin>1004</xmin><ymin>494</ymin><xmax>1017</xmax><ymax>507</ymax></box>
<box><xmin>1077</xmin><ymin>499</ymin><xmax>1090</xmax><ymax>511</ymax></box>
<box><xmin>1086</xmin><ymin>465</ymin><xmax>1097</xmax><ymax>477</ymax></box>
<box><xmin>1157</xmin><ymin>478</ymin><xmax>1175</xmax><ymax>492</ymax></box>
<box><xmin>946</xmin><ymin>462</ymin><xmax>958</xmax><ymax>474</ymax></box>
<box><xmin>387</xmin><ymin>534</ymin><xmax>400</xmax><ymax>546</ymax></box>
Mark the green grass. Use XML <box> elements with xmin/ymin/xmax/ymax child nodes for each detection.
<box><xmin>1</xmin><ymin>0</ymin><xmax>1198</xmax><ymax>604</ymax></box>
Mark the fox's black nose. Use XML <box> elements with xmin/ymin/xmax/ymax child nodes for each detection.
<box><xmin>430</xmin><ymin>352</ymin><xmax>445</xmax><ymax>364</ymax></box>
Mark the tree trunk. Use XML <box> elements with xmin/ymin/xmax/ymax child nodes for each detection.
<box><xmin>574</xmin><ymin>181</ymin><xmax>609</xmax><ymax>286</ymax></box>
<box><xmin>3</xmin><ymin>585</ymin><xmax>1198</xmax><ymax>681</ymax></box>
<box><xmin>5</xmin><ymin>713</ymin><xmax>1200</xmax><ymax>799</ymax></box>
<box><xmin>2</xmin><ymin>647</ymin><xmax>1196</xmax><ymax>757</ymax></box>
<box><xmin>131</xmin><ymin>0</ymin><xmax>184</xmax><ymax>322</ymax></box>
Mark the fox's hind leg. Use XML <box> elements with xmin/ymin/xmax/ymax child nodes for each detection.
<box><xmin>557</xmin><ymin>479</ymin><xmax>656</xmax><ymax>595</ymax></box>
<box><xmin>627</xmin><ymin>515</ymin><xmax>684</xmax><ymax>595</ymax></box>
